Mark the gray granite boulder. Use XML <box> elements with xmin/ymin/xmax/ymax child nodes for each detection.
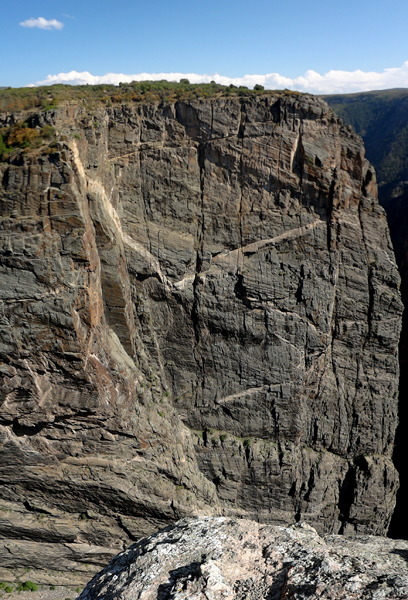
<box><xmin>78</xmin><ymin>516</ymin><xmax>408</xmax><ymax>600</ymax></box>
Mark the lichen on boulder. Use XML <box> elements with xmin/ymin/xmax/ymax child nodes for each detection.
<box><xmin>78</xmin><ymin>516</ymin><xmax>408</xmax><ymax>600</ymax></box>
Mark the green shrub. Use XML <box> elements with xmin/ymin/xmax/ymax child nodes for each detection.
<box><xmin>41</xmin><ymin>125</ymin><xmax>55</xmax><ymax>138</ymax></box>
<box><xmin>26</xmin><ymin>581</ymin><xmax>38</xmax><ymax>591</ymax></box>
<box><xmin>0</xmin><ymin>135</ymin><xmax>9</xmax><ymax>155</ymax></box>
<box><xmin>17</xmin><ymin>581</ymin><xmax>38</xmax><ymax>592</ymax></box>
<box><xmin>41</xmin><ymin>98</ymin><xmax>59</xmax><ymax>111</ymax></box>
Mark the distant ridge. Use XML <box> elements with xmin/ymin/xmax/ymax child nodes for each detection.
<box><xmin>323</xmin><ymin>88</ymin><xmax>408</xmax><ymax>187</ymax></box>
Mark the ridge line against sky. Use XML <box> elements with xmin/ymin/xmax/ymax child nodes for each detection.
<box><xmin>6</xmin><ymin>0</ymin><xmax>408</xmax><ymax>94</ymax></box>
<box><xmin>29</xmin><ymin>62</ymin><xmax>408</xmax><ymax>95</ymax></box>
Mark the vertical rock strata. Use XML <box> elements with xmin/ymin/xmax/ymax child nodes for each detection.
<box><xmin>0</xmin><ymin>94</ymin><xmax>403</xmax><ymax>582</ymax></box>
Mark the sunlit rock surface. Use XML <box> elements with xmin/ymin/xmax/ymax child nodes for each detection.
<box><xmin>0</xmin><ymin>94</ymin><xmax>403</xmax><ymax>582</ymax></box>
<box><xmin>79</xmin><ymin>516</ymin><xmax>408</xmax><ymax>600</ymax></box>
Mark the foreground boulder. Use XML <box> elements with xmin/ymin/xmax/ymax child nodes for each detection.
<box><xmin>78</xmin><ymin>516</ymin><xmax>408</xmax><ymax>600</ymax></box>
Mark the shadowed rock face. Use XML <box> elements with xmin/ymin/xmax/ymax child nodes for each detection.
<box><xmin>322</xmin><ymin>90</ymin><xmax>408</xmax><ymax>539</ymax></box>
<box><xmin>78</xmin><ymin>517</ymin><xmax>408</xmax><ymax>600</ymax></box>
<box><xmin>0</xmin><ymin>94</ymin><xmax>403</xmax><ymax>584</ymax></box>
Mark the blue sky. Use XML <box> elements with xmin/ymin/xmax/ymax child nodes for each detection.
<box><xmin>2</xmin><ymin>0</ymin><xmax>408</xmax><ymax>93</ymax></box>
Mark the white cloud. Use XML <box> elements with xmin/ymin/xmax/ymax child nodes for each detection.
<box><xmin>28</xmin><ymin>61</ymin><xmax>408</xmax><ymax>95</ymax></box>
<box><xmin>20</xmin><ymin>17</ymin><xmax>63</xmax><ymax>30</ymax></box>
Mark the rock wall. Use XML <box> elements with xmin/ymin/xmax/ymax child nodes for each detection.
<box><xmin>0</xmin><ymin>93</ymin><xmax>403</xmax><ymax>583</ymax></box>
<box><xmin>382</xmin><ymin>182</ymin><xmax>408</xmax><ymax>538</ymax></box>
<box><xmin>321</xmin><ymin>91</ymin><xmax>408</xmax><ymax>538</ymax></box>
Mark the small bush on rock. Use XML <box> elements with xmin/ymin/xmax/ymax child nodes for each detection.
<box><xmin>17</xmin><ymin>581</ymin><xmax>38</xmax><ymax>592</ymax></box>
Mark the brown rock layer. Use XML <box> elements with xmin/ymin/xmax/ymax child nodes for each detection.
<box><xmin>0</xmin><ymin>94</ymin><xmax>403</xmax><ymax>583</ymax></box>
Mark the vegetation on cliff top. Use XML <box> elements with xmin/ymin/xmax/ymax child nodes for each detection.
<box><xmin>0</xmin><ymin>121</ymin><xmax>56</xmax><ymax>160</ymax></box>
<box><xmin>0</xmin><ymin>80</ymin><xmax>305</xmax><ymax>161</ymax></box>
<box><xmin>0</xmin><ymin>80</ymin><xmax>303</xmax><ymax>113</ymax></box>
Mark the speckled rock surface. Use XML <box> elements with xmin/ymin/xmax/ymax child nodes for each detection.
<box><xmin>78</xmin><ymin>516</ymin><xmax>408</xmax><ymax>600</ymax></box>
<box><xmin>0</xmin><ymin>94</ymin><xmax>403</xmax><ymax>582</ymax></box>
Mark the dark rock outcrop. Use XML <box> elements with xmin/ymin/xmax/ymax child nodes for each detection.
<box><xmin>0</xmin><ymin>93</ymin><xmax>403</xmax><ymax>583</ymax></box>
<box><xmin>78</xmin><ymin>516</ymin><xmax>408</xmax><ymax>600</ymax></box>
<box><xmin>323</xmin><ymin>90</ymin><xmax>408</xmax><ymax>538</ymax></box>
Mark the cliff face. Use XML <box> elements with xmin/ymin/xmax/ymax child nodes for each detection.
<box><xmin>324</xmin><ymin>90</ymin><xmax>408</xmax><ymax>538</ymax></box>
<box><xmin>0</xmin><ymin>94</ymin><xmax>403</xmax><ymax>584</ymax></box>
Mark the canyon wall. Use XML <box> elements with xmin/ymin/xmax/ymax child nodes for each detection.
<box><xmin>0</xmin><ymin>93</ymin><xmax>403</xmax><ymax>584</ymax></box>
<box><xmin>324</xmin><ymin>90</ymin><xmax>408</xmax><ymax>538</ymax></box>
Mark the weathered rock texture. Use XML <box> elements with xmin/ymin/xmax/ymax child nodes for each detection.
<box><xmin>0</xmin><ymin>94</ymin><xmax>403</xmax><ymax>583</ymax></box>
<box><xmin>321</xmin><ymin>90</ymin><xmax>408</xmax><ymax>538</ymax></box>
<box><xmin>78</xmin><ymin>516</ymin><xmax>408</xmax><ymax>600</ymax></box>
<box><xmin>383</xmin><ymin>182</ymin><xmax>408</xmax><ymax>538</ymax></box>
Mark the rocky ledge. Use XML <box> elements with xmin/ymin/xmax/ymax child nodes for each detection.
<box><xmin>78</xmin><ymin>516</ymin><xmax>408</xmax><ymax>600</ymax></box>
